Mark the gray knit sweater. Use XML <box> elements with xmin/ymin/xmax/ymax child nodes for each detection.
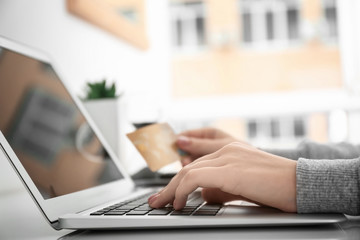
<box><xmin>266</xmin><ymin>141</ymin><xmax>360</xmax><ymax>216</ymax></box>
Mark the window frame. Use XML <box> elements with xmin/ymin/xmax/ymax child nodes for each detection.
<box><xmin>239</xmin><ymin>0</ymin><xmax>302</xmax><ymax>50</ymax></box>
<box><xmin>170</xmin><ymin>1</ymin><xmax>208</xmax><ymax>53</ymax></box>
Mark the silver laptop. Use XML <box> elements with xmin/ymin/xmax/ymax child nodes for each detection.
<box><xmin>0</xmin><ymin>35</ymin><xmax>346</xmax><ymax>230</ymax></box>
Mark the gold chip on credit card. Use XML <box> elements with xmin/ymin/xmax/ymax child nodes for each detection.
<box><xmin>126</xmin><ymin>123</ymin><xmax>181</xmax><ymax>172</ymax></box>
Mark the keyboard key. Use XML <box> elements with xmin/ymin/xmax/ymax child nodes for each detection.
<box><xmin>171</xmin><ymin>210</ymin><xmax>193</xmax><ymax>216</ymax></box>
<box><xmin>193</xmin><ymin>210</ymin><xmax>218</xmax><ymax>216</ymax></box>
<box><xmin>103</xmin><ymin>207</ymin><xmax>115</xmax><ymax>211</ymax></box>
<box><xmin>184</xmin><ymin>203</ymin><xmax>202</xmax><ymax>207</ymax></box>
<box><xmin>182</xmin><ymin>206</ymin><xmax>197</xmax><ymax>211</ymax></box>
<box><xmin>159</xmin><ymin>206</ymin><xmax>175</xmax><ymax>211</ymax></box>
<box><xmin>199</xmin><ymin>204</ymin><xmax>221</xmax><ymax>211</ymax></box>
<box><xmin>130</xmin><ymin>200</ymin><xmax>147</xmax><ymax>205</ymax></box>
<box><xmin>126</xmin><ymin>210</ymin><xmax>149</xmax><ymax>215</ymax></box>
<box><xmin>133</xmin><ymin>208</ymin><xmax>151</xmax><ymax>211</ymax></box>
<box><xmin>148</xmin><ymin>209</ymin><xmax>172</xmax><ymax>215</ymax></box>
<box><xmin>123</xmin><ymin>204</ymin><xmax>142</xmax><ymax>207</ymax></box>
<box><xmin>112</xmin><ymin>204</ymin><xmax>124</xmax><ymax>208</ymax></box>
<box><xmin>187</xmin><ymin>198</ymin><xmax>204</xmax><ymax>206</ymax></box>
<box><xmin>111</xmin><ymin>209</ymin><xmax>130</xmax><ymax>213</ymax></box>
<box><xmin>90</xmin><ymin>211</ymin><xmax>104</xmax><ymax>216</ymax></box>
<box><xmin>134</xmin><ymin>205</ymin><xmax>154</xmax><ymax>211</ymax></box>
<box><xmin>115</xmin><ymin>206</ymin><xmax>136</xmax><ymax>210</ymax></box>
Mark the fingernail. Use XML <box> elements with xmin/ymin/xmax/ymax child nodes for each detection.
<box><xmin>148</xmin><ymin>193</ymin><xmax>157</xmax><ymax>203</ymax></box>
<box><xmin>173</xmin><ymin>199</ymin><xmax>182</xmax><ymax>210</ymax></box>
<box><xmin>149</xmin><ymin>194</ymin><xmax>160</xmax><ymax>205</ymax></box>
<box><xmin>177</xmin><ymin>136</ymin><xmax>190</xmax><ymax>146</ymax></box>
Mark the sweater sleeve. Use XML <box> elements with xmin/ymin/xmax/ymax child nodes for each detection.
<box><xmin>296</xmin><ymin>157</ymin><xmax>360</xmax><ymax>216</ymax></box>
<box><xmin>264</xmin><ymin>140</ymin><xmax>360</xmax><ymax>160</ymax></box>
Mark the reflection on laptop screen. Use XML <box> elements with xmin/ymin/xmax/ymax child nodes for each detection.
<box><xmin>0</xmin><ymin>47</ymin><xmax>123</xmax><ymax>199</ymax></box>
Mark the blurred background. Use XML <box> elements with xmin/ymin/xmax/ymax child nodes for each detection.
<box><xmin>1</xmin><ymin>0</ymin><xmax>360</xmax><ymax>174</ymax></box>
<box><xmin>166</xmin><ymin>0</ymin><xmax>360</xmax><ymax>150</ymax></box>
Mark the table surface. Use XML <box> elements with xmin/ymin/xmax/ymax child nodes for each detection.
<box><xmin>1</xmin><ymin>158</ymin><xmax>360</xmax><ymax>240</ymax></box>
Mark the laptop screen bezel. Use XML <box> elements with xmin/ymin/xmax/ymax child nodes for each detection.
<box><xmin>0</xmin><ymin>36</ymin><xmax>135</xmax><ymax>228</ymax></box>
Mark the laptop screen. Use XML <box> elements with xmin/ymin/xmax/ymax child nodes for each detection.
<box><xmin>0</xmin><ymin>47</ymin><xmax>124</xmax><ymax>200</ymax></box>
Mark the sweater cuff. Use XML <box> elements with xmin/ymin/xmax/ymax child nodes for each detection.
<box><xmin>296</xmin><ymin>158</ymin><xmax>360</xmax><ymax>215</ymax></box>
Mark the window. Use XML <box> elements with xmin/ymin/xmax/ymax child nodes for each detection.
<box><xmin>270</xmin><ymin>119</ymin><xmax>280</xmax><ymax>138</ymax></box>
<box><xmin>246</xmin><ymin>116</ymin><xmax>306</xmax><ymax>145</ymax></box>
<box><xmin>239</xmin><ymin>0</ymin><xmax>301</xmax><ymax>47</ymax></box>
<box><xmin>170</xmin><ymin>1</ymin><xmax>207</xmax><ymax>50</ymax></box>
<box><xmin>293</xmin><ymin>117</ymin><xmax>305</xmax><ymax>137</ymax></box>
<box><xmin>248</xmin><ymin>120</ymin><xmax>257</xmax><ymax>138</ymax></box>
<box><xmin>266</xmin><ymin>11</ymin><xmax>274</xmax><ymax>40</ymax></box>
<box><xmin>287</xmin><ymin>7</ymin><xmax>299</xmax><ymax>40</ymax></box>
<box><xmin>322</xmin><ymin>0</ymin><xmax>338</xmax><ymax>40</ymax></box>
<box><xmin>242</xmin><ymin>11</ymin><xmax>253</xmax><ymax>43</ymax></box>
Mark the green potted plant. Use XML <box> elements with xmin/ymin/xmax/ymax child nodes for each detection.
<box><xmin>84</xmin><ymin>79</ymin><xmax>118</xmax><ymax>99</ymax></box>
<box><xmin>82</xmin><ymin>79</ymin><xmax>124</xmax><ymax>158</ymax></box>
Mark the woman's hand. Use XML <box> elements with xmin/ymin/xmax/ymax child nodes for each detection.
<box><xmin>175</xmin><ymin>127</ymin><xmax>251</xmax><ymax>204</ymax></box>
<box><xmin>149</xmin><ymin>142</ymin><xmax>297</xmax><ymax>213</ymax></box>
<box><xmin>176</xmin><ymin>127</ymin><xmax>240</xmax><ymax>166</ymax></box>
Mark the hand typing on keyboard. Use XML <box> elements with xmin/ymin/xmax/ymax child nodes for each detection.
<box><xmin>148</xmin><ymin>128</ymin><xmax>297</xmax><ymax>213</ymax></box>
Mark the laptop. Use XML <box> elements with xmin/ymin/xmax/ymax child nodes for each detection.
<box><xmin>0</xmin><ymin>35</ymin><xmax>346</xmax><ymax>230</ymax></box>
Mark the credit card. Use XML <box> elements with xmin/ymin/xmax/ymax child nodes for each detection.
<box><xmin>127</xmin><ymin>123</ymin><xmax>180</xmax><ymax>172</ymax></box>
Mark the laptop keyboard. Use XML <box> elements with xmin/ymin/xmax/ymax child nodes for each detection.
<box><xmin>90</xmin><ymin>192</ymin><xmax>221</xmax><ymax>217</ymax></box>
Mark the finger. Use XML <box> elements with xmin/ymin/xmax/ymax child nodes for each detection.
<box><xmin>188</xmin><ymin>155</ymin><xmax>225</xmax><ymax>169</ymax></box>
<box><xmin>179</xmin><ymin>128</ymin><xmax>217</xmax><ymax>139</ymax></box>
<box><xmin>185</xmin><ymin>150</ymin><xmax>222</xmax><ymax>167</ymax></box>
<box><xmin>180</xmin><ymin>156</ymin><xmax>193</xmax><ymax>166</ymax></box>
<box><xmin>177</xmin><ymin>136</ymin><xmax>223</xmax><ymax>157</ymax></box>
<box><xmin>149</xmin><ymin>166</ymin><xmax>189</xmax><ymax>208</ymax></box>
<box><xmin>148</xmin><ymin>187</ymin><xmax>166</xmax><ymax>202</ymax></box>
<box><xmin>148</xmin><ymin>184</ymin><xmax>174</xmax><ymax>208</ymax></box>
<box><xmin>179</xmin><ymin>145</ymin><xmax>222</xmax><ymax>168</ymax></box>
<box><xmin>173</xmin><ymin>167</ymin><xmax>225</xmax><ymax>209</ymax></box>
<box><xmin>150</xmin><ymin>155</ymin><xmax>223</xmax><ymax>208</ymax></box>
<box><xmin>179</xmin><ymin>145</ymin><xmax>217</xmax><ymax>166</ymax></box>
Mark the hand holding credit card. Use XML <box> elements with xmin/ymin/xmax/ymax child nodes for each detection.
<box><xmin>126</xmin><ymin>123</ymin><xmax>182</xmax><ymax>172</ymax></box>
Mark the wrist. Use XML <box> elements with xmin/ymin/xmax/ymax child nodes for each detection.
<box><xmin>261</xmin><ymin>152</ymin><xmax>297</xmax><ymax>212</ymax></box>
<box><xmin>279</xmin><ymin>157</ymin><xmax>297</xmax><ymax>212</ymax></box>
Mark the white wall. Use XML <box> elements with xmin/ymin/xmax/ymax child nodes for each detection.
<box><xmin>0</xmin><ymin>0</ymin><xmax>171</xmax><ymax>98</ymax></box>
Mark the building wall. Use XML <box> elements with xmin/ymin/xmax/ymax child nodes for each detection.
<box><xmin>171</xmin><ymin>0</ymin><xmax>342</xmax><ymax>98</ymax></box>
<box><xmin>172</xmin><ymin>44</ymin><xmax>341</xmax><ymax>97</ymax></box>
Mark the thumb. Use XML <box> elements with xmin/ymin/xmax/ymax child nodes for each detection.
<box><xmin>176</xmin><ymin>135</ymin><xmax>219</xmax><ymax>157</ymax></box>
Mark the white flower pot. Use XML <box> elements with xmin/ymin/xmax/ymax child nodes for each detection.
<box><xmin>82</xmin><ymin>98</ymin><xmax>123</xmax><ymax>159</ymax></box>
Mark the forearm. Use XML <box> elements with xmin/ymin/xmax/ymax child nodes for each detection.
<box><xmin>296</xmin><ymin>157</ymin><xmax>360</xmax><ymax>216</ymax></box>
